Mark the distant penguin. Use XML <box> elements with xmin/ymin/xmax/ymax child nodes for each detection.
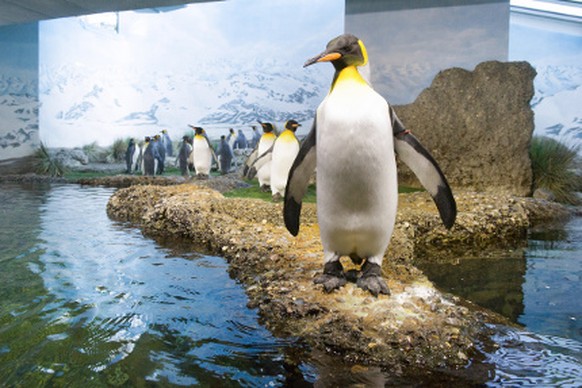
<box><xmin>235</xmin><ymin>129</ymin><xmax>248</xmax><ymax>149</ymax></box>
<box><xmin>218</xmin><ymin>135</ymin><xmax>234</xmax><ymax>174</ymax></box>
<box><xmin>192</xmin><ymin>127</ymin><xmax>216</xmax><ymax>178</ymax></box>
<box><xmin>125</xmin><ymin>138</ymin><xmax>137</xmax><ymax>174</ymax></box>
<box><xmin>227</xmin><ymin>128</ymin><xmax>237</xmax><ymax>150</ymax></box>
<box><xmin>284</xmin><ymin>34</ymin><xmax>456</xmax><ymax>296</ymax></box>
<box><xmin>154</xmin><ymin>134</ymin><xmax>165</xmax><ymax>175</ymax></box>
<box><xmin>253</xmin><ymin>122</ymin><xmax>278</xmax><ymax>191</ymax></box>
<box><xmin>250</xmin><ymin>125</ymin><xmax>261</xmax><ymax>148</ymax></box>
<box><xmin>178</xmin><ymin>135</ymin><xmax>192</xmax><ymax>177</ymax></box>
<box><xmin>270</xmin><ymin>120</ymin><xmax>301</xmax><ymax>201</ymax></box>
<box><xmin>162</xmin><ymin>129</ymin><xmax>173</xmax><ymax>157</ymax></box>
<box><xmin>142</xmin><ymin>136</ymin><xmax>156</xmax><ymax>176</ymax></box>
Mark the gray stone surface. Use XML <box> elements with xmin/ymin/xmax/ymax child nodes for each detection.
<box><xmin>395</xmin><ymin>61</ymin><xmax>537</xmax><ymax>196</ymax></box>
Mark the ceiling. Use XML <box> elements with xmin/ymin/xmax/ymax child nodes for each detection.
<box><xmin>0</xmin><ymin>0</ymin><xmax>218</xmax><ymax>27</ymax></box>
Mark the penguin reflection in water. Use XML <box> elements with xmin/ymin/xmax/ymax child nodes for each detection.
<box><xmin>284</xmin><ymin>34</ymin><xmax>456</xmax><ymax>296</ymax></box>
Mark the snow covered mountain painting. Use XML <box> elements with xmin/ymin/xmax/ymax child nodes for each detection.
<box><xmin>39</xmin><ymin>1</ymin><xmax>343</xmax><ymax>147</ymax></box>
<box><xmin>530</xmin><ymin>65</ymin><xmax>582</xmax><ymax>154</ymax></box>
<box><xmin>510</xmin><ymin>11</ymin><xmax>582</xmax><ymax>155</ymax></box>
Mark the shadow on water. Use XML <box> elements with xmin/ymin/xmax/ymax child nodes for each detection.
<box><xmin>1</xmin><ymin>183</ymin><xmax>581</xmax><ymax>386</ymax></box>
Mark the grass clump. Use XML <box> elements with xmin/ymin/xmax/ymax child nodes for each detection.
<box><xmin>33</xmin><ymin>143</ymin><xmax>68</xmax><ymax>177</ymax></box>
<box><xmin>111</xmin><ymin>138</ymin><xmax>128</xmax><ymax>162</ymax></box>
<box><xmin>530</xmin><ymin>136</ymin><xmax>582</xmax><ymax>205</ymax></box>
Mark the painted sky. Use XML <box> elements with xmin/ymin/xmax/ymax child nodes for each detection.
<box><xmin>40</xmin><ymin>0</ymin><xmax>344</xmax><ymax>75</ymax></box>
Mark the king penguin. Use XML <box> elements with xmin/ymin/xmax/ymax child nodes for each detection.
<box><xmin>192</xmin><ymin>126</ymin><xmax>216</xmax><ymax>179</ymax></box>
<box><xmin>142</xmin><ymin>136</ymin><xmax>156</xmax><ymax>176</ymax></box>
<box><xmin>270</xmin><ymin>120</ymin><xmax>301</xmax><ymax>201</ymax></box>
<box><xmin>284</xmin><ymin>34</ymin><xmax>456</xmax><ymax>296</ymax></box>
<box><xmin>244</xmin><ymin>122</ymin><xmax>278</xmax><ymax>191</ymax></box>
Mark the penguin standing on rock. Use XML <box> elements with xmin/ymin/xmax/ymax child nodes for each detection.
<box><xmin>284</xmin><ymin>34</ymin><xmax>456</xmax><ymax>296</ymax></box>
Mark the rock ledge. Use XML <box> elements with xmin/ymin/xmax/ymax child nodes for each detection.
<box><xmin>106</xmin><ymin>182</ymin><xmax>570</xmax><ymax>375</ymax></box>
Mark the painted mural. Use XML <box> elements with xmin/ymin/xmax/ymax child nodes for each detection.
<box><xmin>510</xmin><ymin>9</ymin><xmax>582</xmax><ymax>153</ymax></box>
<box><xmin>345</xmin><ymin>0</ymin><xmax>510</xmax><ymax>105</ymax></box>
<box><xmin>39</xmin><ymin>0</ymin><xmax>344</xmax><ymax>148</ymax></box>
<box><xmin>0</xmin><ymin>23</ymin><xmax>39</xmax><ymax>161</ymax></box>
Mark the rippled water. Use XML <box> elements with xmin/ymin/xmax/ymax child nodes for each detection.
<box><xmin>417</xmin><ymin>217</ymin><xmax>582</xmax><ymax>386</ymax></box>
<box><xmin>0</xmin><ymin>183</ymin><xmax>309</xmax><ymax>386</ymax></box>
<box><xmin>1</xmin><ymin>183</ymin><xmax>581</xmax><ymax>386</ymax></box>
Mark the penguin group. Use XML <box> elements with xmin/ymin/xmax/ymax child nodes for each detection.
<box><xmin>283</xmin><ymin>33</ymin><xmax>456</xmax><ymax>296</ymax></box>
<box><xmin>243</xmin><ymin>120</ymin><xmax>301</xmax><ymax>201</ymax></box>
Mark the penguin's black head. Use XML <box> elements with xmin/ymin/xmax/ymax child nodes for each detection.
<box><xmin>260</xmin><ymin>122</ymin><xmax>274</xmax><ymax>133</ymax></box>
<box><xmin>304</xmin><ymin>33</ymin><xmax>368</xmax><ymax>70</ymax></box>
<box><xmin>285</xmin><ymin>120</ymin><xmax>301</xmax><ymax>132</ymax></box>
<box><xmin>195</xmin><ymin>127</ymin><xmax>204</xmax><ymax>135</ymax></box>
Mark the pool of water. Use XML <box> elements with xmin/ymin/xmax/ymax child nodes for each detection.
<box><xmin>0</xmin><ymin>183</ymin><xmax>311</xmax><ymax>386</ymax></box>
<box><xmin>1</xmin><ymin>183</ymin><xmax>581</xmax><ymax>386</ymax></box>
<box><xmin>416</xmin><ymin>217</ymin><xmax>582</xmax><ymax>386</ymax></box>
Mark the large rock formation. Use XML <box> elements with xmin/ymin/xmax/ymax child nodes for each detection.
<box><xmin>395</xmin><ymin>61</ymin><xmax>537</xmax><ymax>196</ymax></box>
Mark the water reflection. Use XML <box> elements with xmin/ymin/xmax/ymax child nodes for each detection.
<box><xmin>522</xmin><ymin>217</ymin><xmax>582</xmax><ymax>342</ymax></box>
<box><xmin>0</xmin><ymin>184</ymin><xmax>300</xmax><ymax>386</ymax></box>
<box><xmin>416</xmin><ymin>217</ymin><xmax>582</xmax><ymax>344</ymax></box>
<box><xmin>415</xmin><ymin>253</ymin><xmax>527</xmax><ymax>322</ymax></box>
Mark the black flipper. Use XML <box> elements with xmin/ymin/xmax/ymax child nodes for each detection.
<box><xmin>390</xmin><ymin>106</ymin><xmax>456</xmax><ymax>229</ymax></box>
<box><xmin>245</xmin><ymin>144</ymin><xmax>274</xmax><ymax>179</ymax></box>
<box><xmin>242</xmin><ymin>145</ymin><xmax>259</xmax><ymax>177</ymax></box>
<box><xmin>284</xmin><ymin>118</ymin><xmax>317</xmax><ymax>236</ymax></box>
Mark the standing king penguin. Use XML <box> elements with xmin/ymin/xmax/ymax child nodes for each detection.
<box><xmin>192</xmin><ymin>126</ymin><xmax>217</xmax><ymax>179</ymax></box>
<box><xmin>270</xmin><ymin>120</ymin><xmax>301</xmax><ymax>201</ymax></box>
<box><xmin>284</xmin><ymin>34</ymin><xmax>456</xmax><ymax>296</ymax></box>
<box><xmin>243</xmin><ymin>122</ymin><xmax>278</xmax><ymax>191</ymax></box>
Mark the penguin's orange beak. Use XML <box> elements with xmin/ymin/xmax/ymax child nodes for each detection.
<box><xmin>304</xmin><ymin>52</ymin><xmax>342</xmax><ymax>67</ymax></box>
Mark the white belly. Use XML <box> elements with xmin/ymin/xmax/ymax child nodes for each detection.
<box><xmin>271</xmin><ymin>141</ymin><xmax>300</xmax><ymax>196</ymax></box>
<box><xmin>316</xmin><ymin>85</ymin><xmax>398</xmax><ymax>258</ymax></box>
<box><xmin>193</xmin><ymin>140</ymin><xmax>211</xmax><ymax>175</ymax></box>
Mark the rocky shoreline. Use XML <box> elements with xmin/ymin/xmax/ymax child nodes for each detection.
<box><xmin>98</xmin><ymin>176</ymin><xmax>570</xmax><ymax>377</ymax></box>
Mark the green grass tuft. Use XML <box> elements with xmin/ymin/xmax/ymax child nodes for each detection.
<box><xmin>33</xmin><ymin>143</ymin><xmax>68</xmax><ymax>177</ymax></box>
<box><xmin>530</xmin><ymin>136</ymin><xmax>582</xmax><ymax>205</ymax></box>
<box><xmin>111</xmin><ymin>138</ymin><xmax>128</xmax><ymax>162</ymax></box>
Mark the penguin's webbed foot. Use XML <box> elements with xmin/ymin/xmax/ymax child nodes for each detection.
<box><xmin>272</xmin><ymin>192</ymin><xmax>282</xmax><ymax>202</ymax></box>
<box><xmin>356</xmin><ymin>261</ymin><xmax>390</xmax><ymax>297</ymax></box>
<box><xmin>314</xmin><ymin>261</ymin><xmax>346</xmax><ymax>293</ymax></box>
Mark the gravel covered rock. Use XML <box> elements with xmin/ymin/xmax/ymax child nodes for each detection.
<box><xmin>106</xmin><ymin>182</ymin><xmax>571</xmax><ymax>375</ymax></box>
